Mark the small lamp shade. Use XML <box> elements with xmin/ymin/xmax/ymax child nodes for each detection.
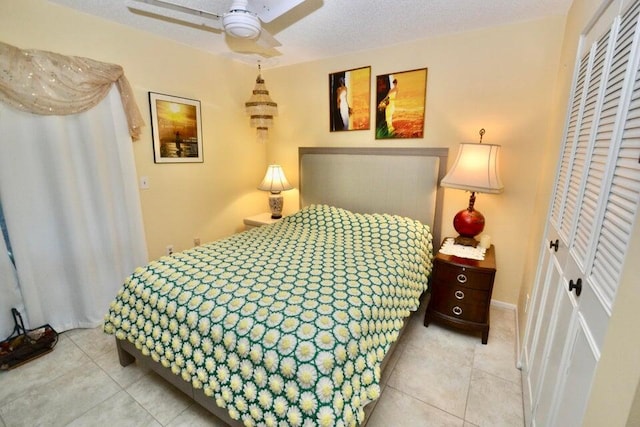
<box><xmin>441</xmin><ymin>140</ymin><xmax>504</xmax><ymax>246</ymax></box>
<box><xmin>258</xmin><ymin>165</ymin><xmax>293</xmax><ymax>219</ymax></box>
<box><xmin>440</xmin><ymin>143</ymin><xmax>503</xmax><ymax>194</ymax></box>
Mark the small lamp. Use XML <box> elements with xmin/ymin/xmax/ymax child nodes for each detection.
<box><xmin>441</xmin><ymin>129</ymin><xmax>504</xmax><ymax>246</ymax></box>
<box><xmin>258</xmin><ymin>164</ymin><xmax>293</xmax><ymax>219</ymax></box>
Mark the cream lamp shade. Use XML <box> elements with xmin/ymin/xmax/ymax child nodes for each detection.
<box><xmin>440</xmin><ymin>143</ymin><xmax>504</xmax><ymax>194</ymax></box>
<box><xmin>257</xmin><ymin>165</ymin><xmax>293</xmax><ymax>219</ymax></box>
<box><xmin>441</xmin><ymin>132</ymin><xmax>504</xmax><ymax>246</ymax></box>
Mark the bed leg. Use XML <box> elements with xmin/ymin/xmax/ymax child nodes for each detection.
<box><xmin>116</xmin><ymin>339</ymin><xmax>135</xmax><ymax>367</ymax></box>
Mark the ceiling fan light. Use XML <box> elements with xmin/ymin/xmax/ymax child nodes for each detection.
<box><xmin>223</xmin><ymin>11</ymin><xmax>261</xmax><ymax>39</ymax></box>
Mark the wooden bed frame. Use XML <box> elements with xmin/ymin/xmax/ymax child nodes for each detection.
<box><xmin>116</xmin><ymin>146</ymin><xmax>448</xmax><ymax>426</ymax></box>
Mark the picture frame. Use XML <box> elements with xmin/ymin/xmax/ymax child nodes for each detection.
<box><xmin>149</xmin><ymin>92</ymin><xmax>203</xmax><ymax>163</ymax></box>
<box><xmin>375</xmin><ymin>68</ymin><xmax>428</xmax><ymax>139</ymax></box>
<box><xmin>329</xmin><ymin>66</ymin><xmax>371</xmax><ymax>132</ymax></box>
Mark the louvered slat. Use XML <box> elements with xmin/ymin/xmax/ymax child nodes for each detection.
<box><xmin>589</xmin><ymin>28</ymin><xmax>640</xmax><ymax>308</ymax></box>
<box><xmin>564</xmin><ymin>31</ymin><xmax>611</xmax><ymax>250</ymax></box>
<box><xmin>573</xmin><ymin>7</ymin><xmax>640</xmax><ymax>265</ymax></box>
<box><xmin>551</xmin><ymin>56</ymin><xmax>590</xmax><ymax>227</ymax></box>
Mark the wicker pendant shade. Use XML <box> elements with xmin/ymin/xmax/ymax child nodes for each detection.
<box><xmin>245</xmin><ymin>65</ymin><xmax>278</xmax><ymax>142</ymax></box>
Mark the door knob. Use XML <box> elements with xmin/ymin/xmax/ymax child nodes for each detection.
<box><xmin>569</xmin><ymin>278</ymin><xmax>582</xmax><ymax>296</ymax></box>
<box><xmin>549</xmin><ymin>239</ymin><xmax>559</xmax><ymax>252</ymax></box>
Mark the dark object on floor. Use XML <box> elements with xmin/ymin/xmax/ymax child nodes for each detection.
<box><xmin>0</xmin><ymin>308</ymin><xmax>58</xmax><ymax>370</ymax></box>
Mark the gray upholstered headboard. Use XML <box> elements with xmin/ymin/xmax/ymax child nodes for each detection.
<box><xmin>298</xmin><ymin>147</ymin><xmax>448</xmax><ymax>245</ymax></box>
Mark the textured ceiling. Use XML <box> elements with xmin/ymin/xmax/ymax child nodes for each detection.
<box><xmin>46</xmin><ymin>0</ymin><xmax>572</xmax><ymax>68</ymax></box>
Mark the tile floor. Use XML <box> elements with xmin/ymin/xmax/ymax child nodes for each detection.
<box><xmin>0</xmin><ymin>301</ymin><xmax>523</xmax><ymax>427</ymax></box>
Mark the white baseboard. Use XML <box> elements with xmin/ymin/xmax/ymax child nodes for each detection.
<box><xmin>490</xmin><ymin>299</ymin><xmax>516</xmax><ymax>310</ymax></box>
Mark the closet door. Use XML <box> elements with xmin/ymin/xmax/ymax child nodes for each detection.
<box><xmin>523</xmin><ymin>1</ymin><xmax>640</xmax><ymax>426</ymax></box>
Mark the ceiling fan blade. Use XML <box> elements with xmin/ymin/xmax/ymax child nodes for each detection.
<box><xmin>249</xmin><ymin>0</ymin><xmax>307</xmax><ymax>23</ymax></box>
<box><xmin>255</xmin><ymin>28</ymin><xmax>282</xmax><ymax>49</ymax></box>
<box><xmin>125</xmin><ymin>0</ymin><xmax>223</xmax><ymax>29</ymax></box>
<box><xmin>224</xmin><ymin>38</ymin><xmax>282</xmax><ymax>59</ymax></box>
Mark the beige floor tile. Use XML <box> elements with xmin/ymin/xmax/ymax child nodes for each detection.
<box><xmin>0</xmin><ymin>335</ymin><xmax>90</xmax><ymax>405</ymax></box>
<box><xmin>367</xmin><ymin>386</ymin><xmax>464</xmax><ymax>427</ymax></box>
<box><xmin>166</xmin><ymin>403</ymin><xmax>230</xmax><ymax>427</ymax></box>
<box><xmin>0</xmin><ymin>359</ymin><xmax>120</xmax><ymax>427</ymax></box>
<box><xmin>380</xmin><ymin>339</ymin><xmax>407</xmax><ymax>386</ymax></box>
<box><xmin>66</xmin><ymin>390</ymin><xmax>161</xmax><ymax>427</ymax></box>
<box><xmin>126</xmin><ymin>371</ymin><xmax>193</xmax><ymax>425</ymax></box>
<box><xmin>465</xmin><ymin>369</ymin><xmax>524</xmax><ymax>427</ymax></box>
<box><xmin>473</xmin><ymin>308</ymin><xmax>520</xmax><ymax>384</ymax></box>
<box><xmin>489</xmin><ymin>306</ymin><xmax>516</xmax><ymax>331</ymax></box>
<box><xmin>93</xmin><ymin>345</ymin><xmax>150</xmax><ymax>389</ymax></box>
<box><xmin>473</xmin><ymin>337</ymin><xmax>521</xmax><ymax>385</ymax></box>
<box><xmin>387</xmin><ymin>342</ymin><xmax>473</xmax><ymax>418</ymax></box>
<box><xmin>404</xmin><ymin>317</ymin><xmax>478</xmax><ymax>361</ymax></box>
<box><xmin>64</xmin><ymin>326</ymin><xmax>114</xmax><ymax>360</ymax></box>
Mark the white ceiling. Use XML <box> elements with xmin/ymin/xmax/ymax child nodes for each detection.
<box><xmin>46</xmin><ymin>0</ymin><xmax>572</xmax><ymax>68</ymax></box>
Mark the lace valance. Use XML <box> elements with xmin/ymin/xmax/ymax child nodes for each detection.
<box><xmin>0</xmin><ymin>42</ymin><xmax>144</xmax><ymax>140</ymax></box>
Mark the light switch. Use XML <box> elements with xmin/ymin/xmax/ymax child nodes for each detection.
<box><xmin>140</xmin><ymin>176</ymin><xmax>149</xmax><ymax>189</ymax></box>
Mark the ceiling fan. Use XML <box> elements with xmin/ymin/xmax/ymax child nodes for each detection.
<box><xmin>125</xmin><ymin>0</ymin><xmax>307</xmax><ymax>52</ymax></box>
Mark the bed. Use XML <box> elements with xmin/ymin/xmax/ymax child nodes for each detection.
<box><xmin>104</xmin><ymin>147</ymin><xmax>448</xmax><ymax>426</ymax></box>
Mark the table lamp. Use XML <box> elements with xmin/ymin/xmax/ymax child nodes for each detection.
<box><xmin>441</xmin><ymin>129</ymin><xmax>504</xmax><ymax>246</ymax></box>
<box><xmin>258</xmin><ymin>164</ymin><xmax>293</xmax><ymax>219</ymax></box>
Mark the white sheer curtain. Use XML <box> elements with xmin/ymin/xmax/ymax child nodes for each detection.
<box><xmin>0</xmin><ymin>228</ymin><xmax>24</xmax><ymax>338</ymax></box>
<box><xmin>0</xmin><ymin>86</ymin><xmax>148</xmax><ymax>334</ymax></box>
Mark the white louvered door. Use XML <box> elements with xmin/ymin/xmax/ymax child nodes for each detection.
<box><xmin>523</xmin><ymin>1</ymin><xmax>640</xmax><ymax>426</ymax></box>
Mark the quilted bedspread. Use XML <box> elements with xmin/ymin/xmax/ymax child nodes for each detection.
<box><xmin>104</xmin><ymin>205</ymin><xmax>433</xmax><ymax>426</ymax></box>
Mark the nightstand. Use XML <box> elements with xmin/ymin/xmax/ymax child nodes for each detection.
<box><xmin>243</xmin><ymin>212</ymin><xmax>280</xmax><ymax>230</ymax></box>
<box><xmin>424</xmin><ymin>240</ymin><xmax>496</xmax><ymax>344</ymax></box>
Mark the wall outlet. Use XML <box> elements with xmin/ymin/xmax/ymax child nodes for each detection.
<box><xmin>194</xmin><ymin>238</ymin><xmax>200</xmax><ymax>246</ymax></box>
<box><xmin>166</xmin><ymin>245</ymin><xmax>174</xmax><ymax>255</ymax></box>
<box><xmin>139</xmin><ymin>176</ymin><xmax>149</xmax><ymax>189</ymax></box>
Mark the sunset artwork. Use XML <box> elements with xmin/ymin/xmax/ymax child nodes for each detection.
<box><xmin>329</xmin><ymin>66</ymin><xmax>371</xmax><ymax>131</ymax></box>
<box><xmin>149</xmin><ymin>92</ymin><xmax>203</xmax><ymax>163</ymax></box>
<box><xmin>375</xmin><ymin>68</ymin><xmax>428</xmax><ymax>139</ymax></box>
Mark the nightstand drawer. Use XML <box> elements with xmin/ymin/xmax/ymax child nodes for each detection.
<box><xmin>430</xmin><ymin>284</ymin><xmax>489</xmax><ymax>323</ymax></box>
<box><xmin>424</xmin><ymin>241</ymin><xmax>496</xmax><ymax>344</ymax></box>
<box><xmin>433</xmin><ymin>261</ymin><xmax>494</xmax><ymax>291</ymax></box>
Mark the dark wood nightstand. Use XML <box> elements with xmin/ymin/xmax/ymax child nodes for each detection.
<box><xmin>424</xmin><ymin>240</ymin><xmax>496</xmax><ymax>344</ymax></box>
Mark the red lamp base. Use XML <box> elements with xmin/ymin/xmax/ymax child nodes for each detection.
<box><xmin>453</xmin><ymin>208</ymin><xmax>485</xmax><ymax>246</ymax></box>
<box><xmin>452</xmin><ymin>192</ymin><xmax>485</xmax><ymax>246</ymax></box>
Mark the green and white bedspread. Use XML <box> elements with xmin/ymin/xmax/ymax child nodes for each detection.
<box><xmin>104</xmin><ymin>205</ymin><xmax>433</xmax><ymax>426</ymax></box>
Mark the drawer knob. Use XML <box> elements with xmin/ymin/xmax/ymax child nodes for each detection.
<box><xmin>456</xmin><ymin>274</ymin><xmax>467</xmax><ymax>284</ymax></box>
<box><xmin>454</xmin><ymin>290</ymin><xmax>465</xmax><ymax>300</ymax></box>
<box><xmin>452</xmin><ymin>306</ymin><xmax>463</xmax><ymax>316</ymax></box>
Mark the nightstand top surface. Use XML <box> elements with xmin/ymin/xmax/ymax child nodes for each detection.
<box><xmin>243</xmin><ymin>212</ymin><xmax>280</xmax><ymax>226</ymax></box>
<box><xmin>435</xmin><ymin>240</ymin><xmax>496</xmax><ymax>271</ymax></box>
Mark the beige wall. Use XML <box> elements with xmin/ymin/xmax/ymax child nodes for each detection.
<box><xmin>266</xmin><ymin>17</ymin><xmax>566</xmax><ymax>305</ymax></box>
<box><xmin>0</xmin><ymin>0</ymin><xmax>266</xmax><ymax>261</ymax></box>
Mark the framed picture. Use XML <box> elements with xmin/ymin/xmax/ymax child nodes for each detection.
<box><xmin>375</xmin><ymin>68</ymin><xmax>428</xmax><ymax>139</ymax></box>
<box><xmin>329</xmin><ymin>66</ymin><xmax>371</xmax><ymax>131</ymax></box>
<box><xmin>149</xmin><ymin>92</ymin><xmax>203</xmax><ymax>163</ymax></box>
